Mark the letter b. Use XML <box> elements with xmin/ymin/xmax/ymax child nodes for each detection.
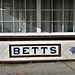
<box><xmin>14</xmin><ymin>48</ymin><xmax>20</xmax><ymax>54</ymax></box>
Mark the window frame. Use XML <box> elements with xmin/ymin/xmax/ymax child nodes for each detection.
<box><xmin>0</xmin><ymin>0</ymin><xmax>75</xmax><ymax>37</ymax></box>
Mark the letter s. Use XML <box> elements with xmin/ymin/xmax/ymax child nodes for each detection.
<box><xmin>50</xmin><ymin>47</ymin><xmax>56</xmax><ymax>54</ymax></box>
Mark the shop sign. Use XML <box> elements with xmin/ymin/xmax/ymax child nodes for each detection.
<box><xmin>9</xmin><ymin>44</ymin><xmax>61</xmax><ymax>57</ymax></box>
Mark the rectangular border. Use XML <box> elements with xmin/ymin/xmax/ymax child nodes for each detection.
<box><xmin>9</xmin><ymin>44</ymin><xmax>61</xmax><ymax>57</ymax></box>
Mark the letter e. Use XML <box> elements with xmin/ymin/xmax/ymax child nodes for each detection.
<box><xmin>23</xmin><ymin>47</ymin><xmax>29</xmax><ymax>54</ymax></box>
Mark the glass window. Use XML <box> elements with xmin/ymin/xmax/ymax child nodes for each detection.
<box><xmin>26</xmin><ymin>11</ymin><xmax>36</xmax><ymax>21</ymax></box>
<box><xmin>26</xmin><ymin>22</ymin><xmax>37</xmax><ymax>32</ymax></box>
<box><xmin>26</xmin><ymin>0</ymin><xmax>36</xmax><ymax>9</ymax></box>
<box><xmin>0</xmin><ymin>0</ymin><xmax>74</xmax><ymax>34</ymax></box>
<box><xmin>41</xmin><ymin>0</ymin><xmax>74</xmax><ymax>33</ymax></box>
<box><xmin>64</xmin><ymin>11</ymin><xmax>73</xmax><ymax>21</ymax></box>
<box><xmin>64</xmin><ymin>22</ymin><xmax>73</xmax><ymax>32</ymax></box>
<box><xmin>0</xmin><ymin>10</ymin><xmax>1</xmax><ymax>21</ymax></box>
<box><xmin>0</xmin><ymin>0</ymin><xmax>1</xmax><ymax>9</ymax></box>
<box><xmin>64</xmin><ymin>0</ymin><xmax>74</xmax><ymax>9</ymax></box>
<box><xmin>41</xmin><ymin>0</ymin><xmax>51</xmax><ymax>9</ymax></box>
<box><xmin>41</xmin><ymin>11</ymin><xmax>51</xmax><ymax>21</ymax></box>
<box><xmin>53</xmin><ymin>0</ymin><xmax>62</xmax><ymax>9</ymax></box>
<box><xmin>3</xmin><ymin>0</ymin><xmax>13</xmax><ymax>9</ymax></box>
<box><xmin>41</xmin><ymin>22</ymin><xmax>51</xmax><ymax>32</ymax></box>
<box><xmin>3</xmin><ymin>22</ymin><xmax>13</xmax><ymax>33</ymax></box>
<box><xmin>0</xmin><ymin>22</ymin><xmax>2</xmax><ymax>32</ymax></box>
<box><xmin>53</xmin><ymin>22</ymin><xmax>62</xmax><ymax>32</ymax></box>
<box><xmin>14</xmin><ymin>11</ymin><xmax>25</xmax><ymax>21</ymax></box>
<box><xmin>3</xmin><ymin>10</ymin><xmax>13</xmax><ymax>21</ymax></box>
<box><xmin>14</xmin><ymin>0</ymin><xmax>25</xmax><ymax>9</ymax></box>
<box><xmin>53</xmin><ymin>11</ymin><xmax>62</xmax><ymax>21</ymax></box>
<box><xmin>14</xmin><ymin>22</ymin><xmax>24</xmax><ymax>33</ymax></box>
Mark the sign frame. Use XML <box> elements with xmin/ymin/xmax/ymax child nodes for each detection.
<box><xmin>9</xmin><ymin>44</ymin><xmax>61</xmax><ymax>57</ymax></box>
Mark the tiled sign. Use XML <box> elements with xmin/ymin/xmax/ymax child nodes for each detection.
<box><xmin>9</xmin><ymin>44</ymin><xmax>61</xmax><ymax>57</ymax></box>
<box><xmin>0</xmin><ymin>40</ymin><xmax>75</xmax><ymax>62</ymax></box>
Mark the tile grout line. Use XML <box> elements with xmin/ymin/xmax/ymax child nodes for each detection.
<box><xmin>64</xmin><ymin>63</ymin><xmax>75</xmax><ymax>74</ymax></box>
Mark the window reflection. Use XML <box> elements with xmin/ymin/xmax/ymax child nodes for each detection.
<box><xmin>64</xmin><ymin>22</ymin><xmax>73</xmax><ymax>32</ymax></box>
<box><xmin>14</xmin><ymin>0</ymin><xmax>25</xmax><ymax>9</ymax></box>
<box><xmin>53</xmin><ymin>0</ymin><xmax>62</xmax><ymax>9</ymax></box>
<box><xmin>53</xmin><ymin>22</ymin><xmax>62</xmax><ymax>32</ymax></box>
<box><xmin>64</xmin><ymin>0</ymin><xmax>74</xmax><ymax>9</ymax></box>
<box><xmin>0</xmin><ymin>22</ymin><xmax>2</xmax><ymax>32</ymax></box>
<box><xmin>64</xmin><ymin>11</ymin><xmax>73</xmax><ymax>21</ymax></box>
<box><xmin>26</xmin><ymin>22</ymin><xmax>37</xmax><ymax>32</ymax></box>
<box><xmin>41</xmin><ymin>22</ymin><xmax>51</xmax><ymax>32</ymax></box>
<box><xmin>41</xmin><ymin>0</ymin><xmax>51</xmax><ymax>9</ymax></box>
<box><xmin>0</xmin><ymin>0</ymin><xmax>74</xmax><ymax>33</ymax></box>
<box><xmin>3</xmin><ymin>22</ymin><xmax>13</xmax><ymax>33</ymax></box>
<box><xmin>3</xmin><ymin>0</ymin><xmax>13</xmax><ymax>9</ymax></box>
<box><xmin>26</xmin><ymin>0</ymin><xmax>36</xmax><ymax>9</ymax></box>
<box><xmin>3</xmin><ymin>10</ymin><xmax>13</xmax><ymax>21</ymax></box>
<box><xmin>26</xmin><ymin>11</ymin><xmax>36</xmax><ymax>21</ymax></box>
<box><xmin>53</xmin><ymin>11</ymin><xmax>62</xmax><ymax>21</ymax></box>
<box><xmin>41</xmin><ymin>11</ymin><xmax>51</xmax><ymax>21</ymax></box>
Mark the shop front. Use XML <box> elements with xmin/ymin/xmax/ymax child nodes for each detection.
<box><xmin>0</xmin><ymin>0</ymin><xmax>75</xmax><ymax>62</ymax></box>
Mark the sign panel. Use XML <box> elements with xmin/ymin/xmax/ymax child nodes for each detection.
<box><xmin>0</xmin><ymin>40</ymin><xmax>75</xmax><ymax>62</ymax></box>
<box><xmin>9</xmin><ymin>44</ymin><xmax>61</xmax><ymax>57</ymax></box>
